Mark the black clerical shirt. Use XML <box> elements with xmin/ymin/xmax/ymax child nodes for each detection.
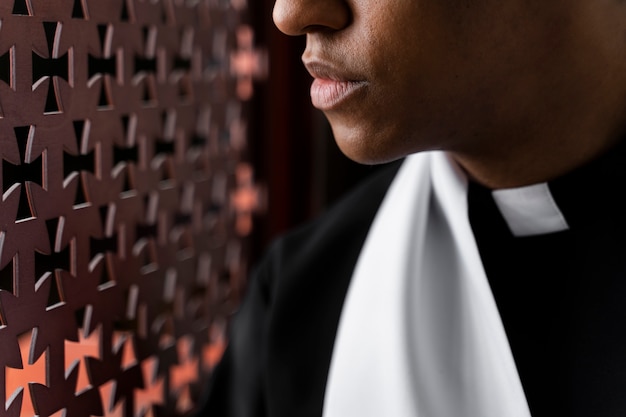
<box><xmin>468</xmin><ymin>141</ymin><xmax>626</xmax><ymax>417</ymax></box>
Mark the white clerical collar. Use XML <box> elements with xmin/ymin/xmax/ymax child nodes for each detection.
<box><xmin>492</xmin><ymin>183</ymin><xmax>569</xmax><ymax>237</ymax></box>
<box><xmin>323</xmin><ymin>152</ymin><xmax>531</xmax><ymax>417</ymax></box>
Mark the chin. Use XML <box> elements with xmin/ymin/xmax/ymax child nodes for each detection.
<box><xmin>330</xmin><ymin>119</ymin><xmax>419</xmax><ymax>165</ymax></box>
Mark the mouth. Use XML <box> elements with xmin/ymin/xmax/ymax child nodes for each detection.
<box><xmin>304</xmin><ymin>61</ymin><xmax>367</xmax><ymax>110</ymax></box>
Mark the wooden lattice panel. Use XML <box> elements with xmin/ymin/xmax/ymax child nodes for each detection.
<box><xmin>0</xmin><ymin>1</ymin><xmax>264</xmax><ymax>416</ymax></box>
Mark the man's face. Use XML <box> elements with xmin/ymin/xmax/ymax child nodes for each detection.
<box><xmin>273</xmin><ymin>0</ymin><xmax>626</xmax><ymax>166</ymax></box>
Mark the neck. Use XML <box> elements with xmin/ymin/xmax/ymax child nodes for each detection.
<box><xmin>449</xmin><ymin>109</ymin><xmax>626</xmax><ymax>190</ymax></box>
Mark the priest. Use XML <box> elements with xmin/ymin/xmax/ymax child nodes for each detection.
<box><xmin>199</xmin><ymin>0</ymin><xmax>626</xmax><ymax>416</ymax></box>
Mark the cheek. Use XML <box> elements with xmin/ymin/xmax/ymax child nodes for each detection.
<box><xmin>328</xmin><ymin>4</ymin><xmax>515</xmax><ymax>161</ymax></box>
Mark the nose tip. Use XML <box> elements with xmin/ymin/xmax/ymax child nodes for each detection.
<box><xmin>272</xmin><ymin>2</ymin><xmax>301</xmax><ymax>36</ymax></box>
<box><xmin>272</xmin><ymin>0</ymin><xmax>350</xmax><ymax>36</ymax></box>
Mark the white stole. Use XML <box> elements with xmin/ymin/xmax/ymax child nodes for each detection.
<box><xmin>322</xmin><ymin>152</ymin><xmax>532</xmax><ymax>417</ymax></box>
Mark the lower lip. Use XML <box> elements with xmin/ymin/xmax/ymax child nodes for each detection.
<box><xmin>310</xmin><ymin>78</ymin><xmax>366</xmax><ymax>110</ymax></box>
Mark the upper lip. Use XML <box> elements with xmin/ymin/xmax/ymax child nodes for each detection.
<box><xmin>303</xmin><ymin>59</ymin><xmax>365</xmax><ymax>83</ymax></box>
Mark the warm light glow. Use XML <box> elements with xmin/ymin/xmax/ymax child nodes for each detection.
<box><xmin>170</xmin><ymin>336</ymin><xmax>199</xmax><ymax>413</ymax></box>
<box><xmin>64</xmin><ymin>326</ymin><xmax>102</xmax><ymax>394</ymax></box>
<box><xmin>134</xmin><ymin>357</ymin><xmax>164</xmax><ymax>417</ymax></box>
<box><xmin>5</xmin><ymin>329</ymin><xmax>48</xmax><ymax>416</ymax></box>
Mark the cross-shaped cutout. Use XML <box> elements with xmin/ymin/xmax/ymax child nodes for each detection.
<box><xmin>134</xmin><ymin>357</ymin><xmax>164</xmax><ymax>417</ymax></box>
<box><xmin>170</xmin><ymin>27</ymin><xmax>194</xmax><ymax>100</ymax></box>
<box><xmin>32</xmin><ymin>22</ymin><xmax>71</xmax><ymax>114</ymax></box>
<box><xmin>88</xmin><ymin>25</ymin><xmax>119</xmax><ymax>109</ymax></box>
<box><xmin>64</xmin><ymin>326</ymin><xmax>102</xmax><ymax>395</ymax></box>
<box><xmin>230</xmin><ymin>25</ymin><xmax>267</xmax><ymax>100</ymax></box>
<box><xmin>5</xmin><ymin>328</ymin><xmax>48</xmax><ymax>416</ymax></box>
<box><xmin>169</xmin><ymin>336</ymin><xmax>199</xmax><ymax>413</ymax></box>
<box><xmin>2</xmin><ymin>126</ymin><xmax>45</xmax><ymax>221</ymax></box>
<box><xmin>33</xmin><ymin>218</ymin><xmax>74</xmax><ymax>309</ymax></box>
<box><xmin>113</xmin><ymin>114</ymin><xmax>140</xmax><ymax>193</ymax></box>
<box><xmin>134</xmin><ymin>26</ymin><xmax>159</xmax><ymax>106</ymax></box>
<box><xmin>64</xmin><ymin>120</ymin><xmax>96</xmax><ymax>205</ymax></box>
<box><xmin>91</xmin><ymin>205</ymin><xmax>119</xmax><ymax>260</ymax></box>
<box><xmin>230</xmin><ymin>163</ymin><xmax>264</xmax><ymax>236</ymax></box>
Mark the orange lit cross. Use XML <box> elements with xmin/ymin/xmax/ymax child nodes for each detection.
<box><xmin>170</xmin><ymin>336</ymin><xmax>199</xmax><ymax>413</ymax></box>
<box><xmin>230</xmin><ymin>163</ymin><xmax>264</xmax><ymax>236</ymax></box>
<box><xmin>64</xmin><ymin>326</ymin><xmax>102</xmax><ymax>395</ymax></box>
<box><xmin>134</xmin><ymin>356</ymin><xmax>164</xmax><ymax>417</ymax></box>
<box><xmin>230</xmin><ymin>25</ymin><xmax>267</xmax><ymax>101</ymax></box>
<box><xmin>5</xmin><ymin>328</ymin><xmax>48</xmax><ymax>416</ymax></box>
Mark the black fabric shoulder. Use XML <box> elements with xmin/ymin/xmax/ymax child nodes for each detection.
<box><xmin>261</xmin><ymin>159</ymin><xmax>403</xmax><ymax>417</ymax></box>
